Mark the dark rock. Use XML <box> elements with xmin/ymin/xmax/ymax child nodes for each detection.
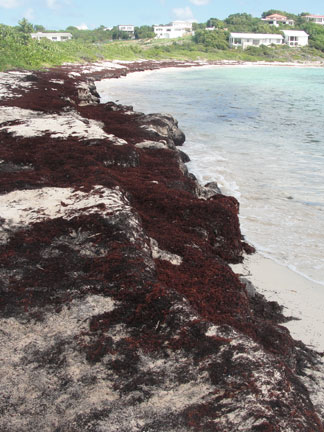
<box><xmin>78</xmin><ymin>81</ymin><xmax>100</xmax><ymax>105</ymax></box>
<box><xmin>137</xmin><ymin>113</ymin><xmax>186</xmax><ymax>147</ymax></box>
<box><xmin>104</xmin><ymin>101</ymin><xmax>134</xmax><ymax>112</ymax></box>
<box><xmin>0</xmin><ymin>161</ymin><xmax>33</xmax><ymax>173</ymax></box>
<box><xmin>195</xmin><ymin>181</ymin><xmax>222</xmax><ymax>200</ymax></box>
<box><xmin>22</xmin><ymin>74</ymin><xmax>39</xmax><ymax>82</ymax></box>
<box><xmin>205</xmin><ymin>181</ymin><xmax>222</xmax><ymax>195</ymax></box>
<box><xmin>177</xmin><ymin>150</ymin><xmax>190</xmax><ymax>163</ymax></box>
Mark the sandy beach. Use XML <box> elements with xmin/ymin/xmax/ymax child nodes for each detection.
<box><xmin>232</xmin><ymin>253</ymin><xmax>324</xmax><ymax>353</ymax></box>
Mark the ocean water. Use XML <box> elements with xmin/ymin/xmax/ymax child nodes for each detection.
<box><xmin>97</xmin><ymin>66</ymin><xmax>324</xmax><ymax>285</ymax></box>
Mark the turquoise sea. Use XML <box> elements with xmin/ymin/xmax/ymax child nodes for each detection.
<box><xmin>97</xmin><ymin>66</ymin><xmax>324</xmax><ymax>285</ymax></box>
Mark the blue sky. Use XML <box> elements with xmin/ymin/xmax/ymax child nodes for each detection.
<box><xmin>0</xmin><ymin>0</ymin><xmax>323</xmax><ymax>30</ymax></box>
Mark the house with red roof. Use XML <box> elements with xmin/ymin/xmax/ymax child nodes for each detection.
<box><xmin>261</xmin><ymin>14</ymin><xmax>294</xmax><ymax>27</ymax></box>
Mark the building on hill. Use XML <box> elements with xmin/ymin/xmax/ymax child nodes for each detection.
<box><xmin>261</xmin><ymin>14</ymin><xmax>294</xmax><ymax>27</ymax></box>
<box><xmin>229</xmin><ymin>33</ymin><xmax>284</xmax><ymax>49</ymax></box>
<box><xmin>118</xmin><ymin>25</ymin><xmax>135</xmax><ymax>34</ymax></box>
<box><xmin>304</xmin><ymin>15</ymin><xmax>324</xmax><ymax>25</ymax></box>
<box><xmin>282</xmin><ymin>30</ymin><xmax>309</xmax><ymax>47</ymax></box>
<box><xmin>153</xmin><ymin>21</ymin><xmax>193</xmax><ymax>39</ymax></box>
<box><xmin>229</xmin><ymin>30</ymin><xmax>309</xmax><ymax>49</ymax></box>
<box><xmin>31</xmin><ymin>32</ymin><xmax>72</xmax><ymax>42</ymax></box>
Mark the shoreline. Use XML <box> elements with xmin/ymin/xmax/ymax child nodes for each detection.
<box><xmin>95</xmin><ymin>61</ymin><xmax>324</xmax><ymax>354</ymax></box>
<box><xmin>57</xmin><ymin>58</ymin><xmax>324</xmax><ymax>86</ymax></box>
<box><xmin>231</xmin><ymin>253</ymin><xmax>324</xmax><ymax>353</ymax></box>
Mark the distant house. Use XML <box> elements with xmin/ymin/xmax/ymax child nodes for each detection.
<box><xmin>31</xmin><ymin>32</ymin><xmax>72</xmax><ymax>42</ymax></box>
<box><xmin>229</xmin><ymin>32</ymin><xmax>284</xmax><ymax>49</ymax></box>
<box><xmin>261</xmin><ymin>14</ymin><xmax>294</xmax><ymax>27</ymax></box>
<box><xmin>229</xmin><ymin>30</ymin><xmax>309</xmax><ymax>49</ymax></box>
<box><xmin>118</xmin><ymin>25</ymin><xmax>135</xmax><ymax>33</ymax></box>
<box><xmin>304</xmin><ymin>15</ymin><xmax>324</xmax><ymax>25</ymax></box>
<box><xmin>282</xmin><ymin>30</ymin><xmax>309</xmax><ymax>47</ymax></box>
<box><xmin>205</xmin><ymin>26</ymin><xmax>228</xmax><ymax>32</ymax></box>
<box><xmin>154</xmin><ymin>21</ymin><xmax>193</xmax><ymax>39</ymax></box>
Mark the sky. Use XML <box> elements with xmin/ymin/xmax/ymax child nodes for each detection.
<box><xmin>0</xmin><ymin>0</ymin><xmax>323</xmax><ymax>30</ymax></box>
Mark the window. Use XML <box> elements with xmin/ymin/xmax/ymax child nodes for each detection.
<box><xmin>253</xmin><ymin>39</ymin><xmax>260</xmax><ymax>45</ymax></box>
<box><xmin>234</xmin><ymin>38</ymin><xmax>241</xmax><ymax>44</ymax></box>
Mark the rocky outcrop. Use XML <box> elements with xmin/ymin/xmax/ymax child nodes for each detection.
<box><xmin>0</xmin><ymin>62</ymin><xmax>323</xmax><ymax>432</ymax></box>
<box><xmin>77</xmin><ymin>79</ymin><xmax>101</xmax><ymax>105</ymax></box>
<box><xmin>137</xmin><ymin>112</ymin><xmax>186</xmax><ymax>149</ymax></box>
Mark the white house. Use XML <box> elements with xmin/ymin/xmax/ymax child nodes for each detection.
<box><xmin>118</xmin><ymin>25</ymin><xmax>135</xmax><ymax>33</ymax></box>
<box><xmin>282</xmin><ymin>30</ymin><xmax>309</xmax><ymax>47</ymax></box>
<box><xmin>31</xmin><ymin>32</ymin><xmax>72</xmax><ymax>42</ymax></box>
<box><xmin>154</xmin><ymin>21</ymin><xmax>193</xmax><ymax>39</ymax></box>
<box><xmin>304</xmin><ymin>15</ymin><xmax>324</xmax><ymax>25</ymax></box>
<box><xmin>229</xmin><ymin>32</ymin><xmax>283</xmax><ymax>49</ymax></box>
<box><xmin>261</xmin><ymin>14</ymin><xmax>294</xmax><ymax>27</ymax></box>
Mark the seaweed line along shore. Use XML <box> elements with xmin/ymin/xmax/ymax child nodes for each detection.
<box><xmin>0</xmin><ymin>60</ymin><xmax>324</xmax><ymax>431</ymax></box>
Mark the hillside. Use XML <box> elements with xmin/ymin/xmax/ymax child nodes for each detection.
<box><xmin>2</xmin><ymin>16</ymin><xmax>324</xmax><ymax>71</ymax></box>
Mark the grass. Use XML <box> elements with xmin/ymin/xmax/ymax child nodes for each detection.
<box><xmin>1</xmin><ymin>37</ymin><xmax>324</xmax><ymax>72</ymax></box>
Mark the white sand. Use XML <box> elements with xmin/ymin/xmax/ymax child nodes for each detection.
<box><xmin>233</xmin><ymin>253</ymin><xmax>324</xmax><ymax>418</ymax></box>
<box><xmin>231</xmin><ymin>253</ymin><xmax>324</xmax><ymax>353</ymax></box>
<box><xmin>0</xmin><ymin>186</ymin><xmax>134</xmax><ymax>245</ymax></box>
<box><xmin>0</xmin><ymin>71</ymin><xmax>34</xmax><ymax>100</ymax></box>
<box><xmin>0</xmin><ymin>186</ymin><xmax>129</xmax><ymax>227</ymax></box>
<box><xmin>0</xmin><ymin>106</ymin><xmax>127</xmax><ymax>144</ymax></box>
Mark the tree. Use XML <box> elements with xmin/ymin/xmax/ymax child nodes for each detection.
<box><xmin>224</xmin><ymin>13</ymin><xmax>280</xmax><ymax>34</ymax></box>
<box><xmin>300</xmin><ymin>22</ymin><xmax>324</xmax><ymax>51</ymax></box>
<box><xmin>66</xmin><ymin>26</ymin><xmax>78</xmax><ymax>32</ymax></box>
<box><xmin>17</xmin><ymin>18</ymin><xmax>34</xmax><ymax>34</ymax></box>
<box><xmin>225</xmin><ymin>13</ymin><xmax>255</xmax><ymax>25</ymax></box>
<box><xmin>224</xmin><ymin>13</ymin><xmax>260</xmax><ymax>32</ymax></box>
<box><xmin>192</xmin><ymin>22</ymin><xmax>206</xmax><ymax>31</ymax></box>
<box><xmin>110</xmin><ymin>27</ymin><xmax>130</xmax><ymax>40</ymax></box>
<box><xmin>34</xmin><ymin>24</ymin><xmax>46</xmax><ymax>32</ymax></box>
<box><xmin>193</xmin><ymin>29</ymin><xmax>229</xmax><ymax>50</ymax></box>
<box><xmin>134</xmin><ymin>25</ymin><xmax>155</xmax><ymax>39</ymax></box>
<box><xmin>206</xmin><ymin>18</ymin><xmax>225</xmax><ymax>29</ymax></box>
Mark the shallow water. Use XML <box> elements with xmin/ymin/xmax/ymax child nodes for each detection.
<box><xmin>97</xmin><ymin>66</ymin><xmax>324</xmax><ymax>285</ymax></box>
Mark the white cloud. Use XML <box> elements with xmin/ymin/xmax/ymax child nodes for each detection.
<box><xmin>76</xmin><ymin>23</ymin><xmax>88</xmax><ymax>30</ymax></box>
<box><xmin>172</xmin><ymin>6</ymin><xmax>194</xmax><ymax>21</ymax></box>
<box><xmin>189</xmin><ymin>0</ymin><xmax>210</xmax><ymax>5</ymax></box>
<box><xmin>0</xmin><ymin>0</ymin><xmax>21</xmax><ymax>8</ymax></box>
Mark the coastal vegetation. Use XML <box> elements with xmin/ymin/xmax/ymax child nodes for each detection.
<box><xmin>1</xmin><ymin>12</ymin><xmax>324</xmax><ymax>71</ymax></box>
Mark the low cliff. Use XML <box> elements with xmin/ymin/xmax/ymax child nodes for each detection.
<box><xmin>0</xmin><ymin>62</ymin><xmax>323</xmax><ymax>432</ymax></box>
